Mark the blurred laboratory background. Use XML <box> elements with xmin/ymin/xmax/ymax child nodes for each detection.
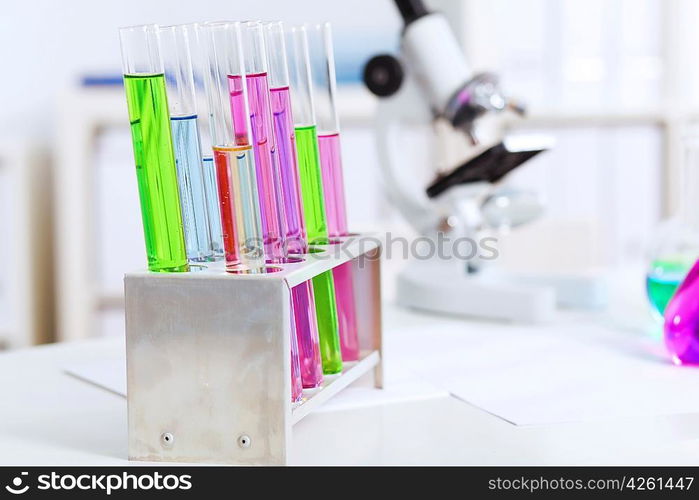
<box><xmin>0</xmin><ymin>0</ymin><xmax>696</xmax><ymax>347</ymax></box>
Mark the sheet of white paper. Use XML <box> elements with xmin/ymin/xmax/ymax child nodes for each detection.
<box><xmin>389</xmin><ymin>311</ymin><xmax>699</xmax><ymax>425</ymax></box>
<box><xmin>64</xmin><ymin>355</ymin><xmax>448</xmax><ymax>413</ymax></box>
<box><xmin>65</xmin><ymin>358</ymin><xmax>126</xmax><ymax>397</ymax></box>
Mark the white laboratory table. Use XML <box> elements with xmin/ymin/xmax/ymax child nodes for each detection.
<box><xmin>2</xmin><ymin>302</ymin><xmax>699</xmax><ymax>466</ymax></box>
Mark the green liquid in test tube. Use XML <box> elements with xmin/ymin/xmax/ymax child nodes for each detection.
<box><xmin>124</xmin><ymin>73</ymin><xmax>189</xmax><ymax>272</ymax></box>
<box><xmin>296</xmin><ymin>124</ymin><xmax>342</xmax><ymax>374</ymax></box>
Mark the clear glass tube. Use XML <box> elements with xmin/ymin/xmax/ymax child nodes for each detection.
<box><xmin>305</xmin><ymin>22</ymin><xmax>348</xmax><ymax>236</ymax></box>
<box><xmin>200</xmin><ymin>21</ymin><xmax>264</xmax><ymax>271</ymax></box>
<box><xmin>287</xmin><ymin>25</ymin><xmax>326</xmax><ymax>242</ymax></box>
<box><xmin>119</xmin><ymin>24</ymin><xmax>188</xmax><ymax>273</ymax></box>
<box><xmin>287</xmin><ymin>24</ymin><xmax>342</xmax><ymax>374</ymax></box>
<box><xmin>287</xmin><ymin>25</ymin><xmax>316</xmax><ymax>129</ymax></box>
<box><xmin>160</xmin><ymin>24</ymin><xmax>215</xmax><ymax>263</ymax></box>
<box><xmin>264</xmin><ymin>21</ymin><xmax>323</xmax><ymax>388</ymax></box>
<box><xmin>265</xmin><ymin>21</ymin><xmax>305</xmax><ymax>255</ymax></box>
<box><xmin>239</xmin><ymin>21</ymin><xmax>286</xmax><ymax>263</ymax></box>
<box><xmin>305</xmin><ymin>22</ymin><xmax>341</xmax><ymax>135</ymax></box>
<box><xmin>305</xmin><ymin>22</ymin><xmax>359</xmax><ymax>361</ymax></box>
<box><xmin>189</xmin><ymin>22</ymin><xmax>224</xmax><ymax>261</ymax></box>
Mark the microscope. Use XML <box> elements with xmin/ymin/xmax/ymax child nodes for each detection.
<box><xmin>363</xmin><ymin>0</ymin><xmax>605</xmax><ymax>322</ymax></box>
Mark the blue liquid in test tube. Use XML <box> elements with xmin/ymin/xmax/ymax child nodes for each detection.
<box><xmin>171</xmin><ymin>114</ymin><xmax>215</xmax><ymax>261</ymax></box>
<box><xmin>160</xmin><ymin>24</ymin><xmax>217</xmax><ymax>263</ymax></box>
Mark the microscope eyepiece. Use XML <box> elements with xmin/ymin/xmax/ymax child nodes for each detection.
<box><xmin>363</xmin><ymin>54</ymin><xmax>404</xmax><ymax>97</ymax></box>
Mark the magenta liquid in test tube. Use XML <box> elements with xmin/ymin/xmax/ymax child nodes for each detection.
<box><xmin>318</xmin><ymin>134</ymin><xmax>348</xmax><ymax>238</ymax></box>
<box><xmin>307</xmin><ymin>22</ymin><xmax>360</xmax><ymax>361</ymax></box>
<box><xmin>264</xmin><ymin>21</ymin><xmax>324</xmax><ymax>387</ymax></box>
<box><xmin>202</xmin><ymin>21</ymin><xmax>302</xmax><ymax>401</ymax></box>
<box><xmin>238</xmin><ymin>21</ymin><xmax>286</xmax><ymax>264</ymax></box>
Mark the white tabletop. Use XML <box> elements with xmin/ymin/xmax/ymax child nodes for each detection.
<box><xmin>3</xmin><ymin>301</ymin><xmax>699</xmax><ymax>465</ymax></box>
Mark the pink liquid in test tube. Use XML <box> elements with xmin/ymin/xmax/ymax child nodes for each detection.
<box><xmin>229</xmin><ymin>73</ymin><xmax>286</xmax><ymax>262</ymax></box>
<box><xmin>289</xmin><ymin>300</ymin><xmax>303</xmax><ymax>401</ymax></box>
<box><xmin>272</xmin><ymin>85</ymin><xmax>324</xmax><ymax>387</ymax></box>
<box><xmin>318</xmin><ymin>132</ymin><xmax>360</xmax><ymax>361</ymax></box>
<box><xmin>271</xmin><ymin>86</ymin><xmax>305</xmax><ymax>254</ymax></box>
<box><xmin>318</xmin><ymin>133</ymin><xmax>348</xmax><ymax>239</ymax></box>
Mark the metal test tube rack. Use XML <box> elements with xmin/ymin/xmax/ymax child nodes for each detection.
<box><xmin>125</xmin><ymin>234</ymin><xmax>382</xmax><ymax>465</ymax></box>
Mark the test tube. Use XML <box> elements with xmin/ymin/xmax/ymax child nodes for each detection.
<box><xmin>119</xmin><ymin>24</ymin><xmax>188</xmax><ymax>273</ymax></box>
<box><xmin>190</xmin><ymin>23</ymin><xmax>225</xmax><ymax>261</ymax></box>
<box><xmin>200</xmin><ymin>21</ymin><xmax>264</xmax><ymax>271</ymax></box>
<box><xmin>201</xmin><ymin>21</ymin><xmax>302</xmax><ymax>401</ymax></box>
<box><xmin>239</xmin><ymin>21</ymin><xmax>286</xmax><ymax>263</ymax></box>
<box><xmin>288</xmin><ymin>25</ymin><xmax>343</xmax><ymax>374</ymax></box>
<box><xmin>306</xmin><ymin>22</ymin><xmax>360</xmax><ymax>361</ymax></box>
<box><xmin>159</xmin><ymin>24</ymin><xmax>215</xmax><ymax>263</ymax></box>
<box><xmin>265</xmin><ymin>21</ymin><xmax>306</xmax><ymax>255</ymax></box>
<box><xmin>264</xmin><ymin>21</ymin><xmax>324</xmax><ymax>388</ymax></box>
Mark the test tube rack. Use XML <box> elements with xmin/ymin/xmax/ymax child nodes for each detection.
<box><xmin>124</xmin><ymin>234</ymin><xmax>382</xmax><ymax>465</ymax></box>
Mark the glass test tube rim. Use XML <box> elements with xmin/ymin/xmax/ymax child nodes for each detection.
<box><xmin>304</xmin><ymin>21</ymin><xmax>341</xmax><ymax>134</ymax></box>
<box><xmin>240</xmin><ymin>20</ymin><xmax>270</xmax><ymax>76</ymax></box>
<box><xmin>158</xmin><ymin>24</ymin><xmax>199</xmax><ymax>117</ymax></box>
<box><xmin>286</xmin><ymin>24</ymin><xmax>318</xmax><ymax>128</ymax></box>
<box><xmin>119</xmin><ymin>22</ymin><xmax>159</xmax><ymax>33</ymax></box>
<box><xmin>238</xmin><ymin>19</ymin><xmax>289</xmax><ymax>264</ymax></box>
<box><xmin>200</xmin><ymin>20</ymin><xmax>253</xmax><ymax>148</ymax></box>
<box><xmin>119</xmin><ymin>23</ymin><xmax>164</xmax><ymax>76</ymax></box>
<box><xmin>262</xmin><ymin>21</ymin><xmax>291</xmax><ymax>89</ymax></box>
<box><xmin>160</xmin><ymin>21</ymin><xmax>218</xmax><ymax>263</ymax></box>
<box><xmin>200</xmin><ymin>19</ymin><xmax>265</xmax><ymax>271</ymax></box>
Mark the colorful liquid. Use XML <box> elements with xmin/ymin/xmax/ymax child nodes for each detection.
<box><xmin>229</xmin><ymin>73</ymin><xmax>286</xmax><ymax>262</ymax></box>
<box><xmin>171</xmin><ymin>115</ymin><xmax>214</xmax><ymax>262</ymax></box>
<box><xmin>318</xmin><ymin>133</ymin><xmax>360</xmax><ymax>361</ymax></box>
<box><xmin>123</xmin><ymin>73</ymin><xmax>188</xmax><ymax>273</ymax></box>
<box><xmin>332</xmin><ymin>263</ymin><xmax>360</xmax><ymax>360</ymax></box>
<box><xmin>311</xmin><ymin>271</ymin><xmax>342</xmax><ymax>373</ymax></box>
<box><xmin>292</xmin><ymin>282</ymin><xmax>323</xmax><ymax>386</ymax></box>
<box><xmin>289</xmin><ymin>299</ymin><xmax>303</xmax><ymax>402</ymax></box>
<box><xmin>647</xmin><ymin>275</ymin><xmax>681</xmax><ymax>317</ymax></box>
<box><xmin>318</xmin><ymin>133</ymin><xmax>349</xmax><ymax>238</ymax></box>
<box><xmin>646</xmin><ymin>259</ymin><xmax>690</xmax><ymax>317</ymax></box>
<box><xmin>271</xmin><ymin>86</ymin><xmax>306</xmax><ymax>254</ymax></box>
<box><xmin>212</xmin><ymin>146</ymin><xmax>264</xmax><ymax>270</ymax></box>
<box><xmin>296</xmin><ymin>124</ymin><xmax>342</xmax><ymax>373</ymax></box>
<box><xmin>664</xmin><ymin>258</ymin><xmax>699</xmax><ymax>364</ymax></box>
<box><xmin>202</xmin><ymin>156</ymin><xmax>224</xmax><ymax>259</ymax></box>
<box><xmin>295</xmin><ymin>125</ymin><xmax>328</xmax><ymax>245</ymax></box>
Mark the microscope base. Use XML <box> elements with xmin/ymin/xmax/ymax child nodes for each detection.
<box><xmin>396</xmin><ymin>265</ymin><xmax>556</xmax><ymax>323</ymax></box>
